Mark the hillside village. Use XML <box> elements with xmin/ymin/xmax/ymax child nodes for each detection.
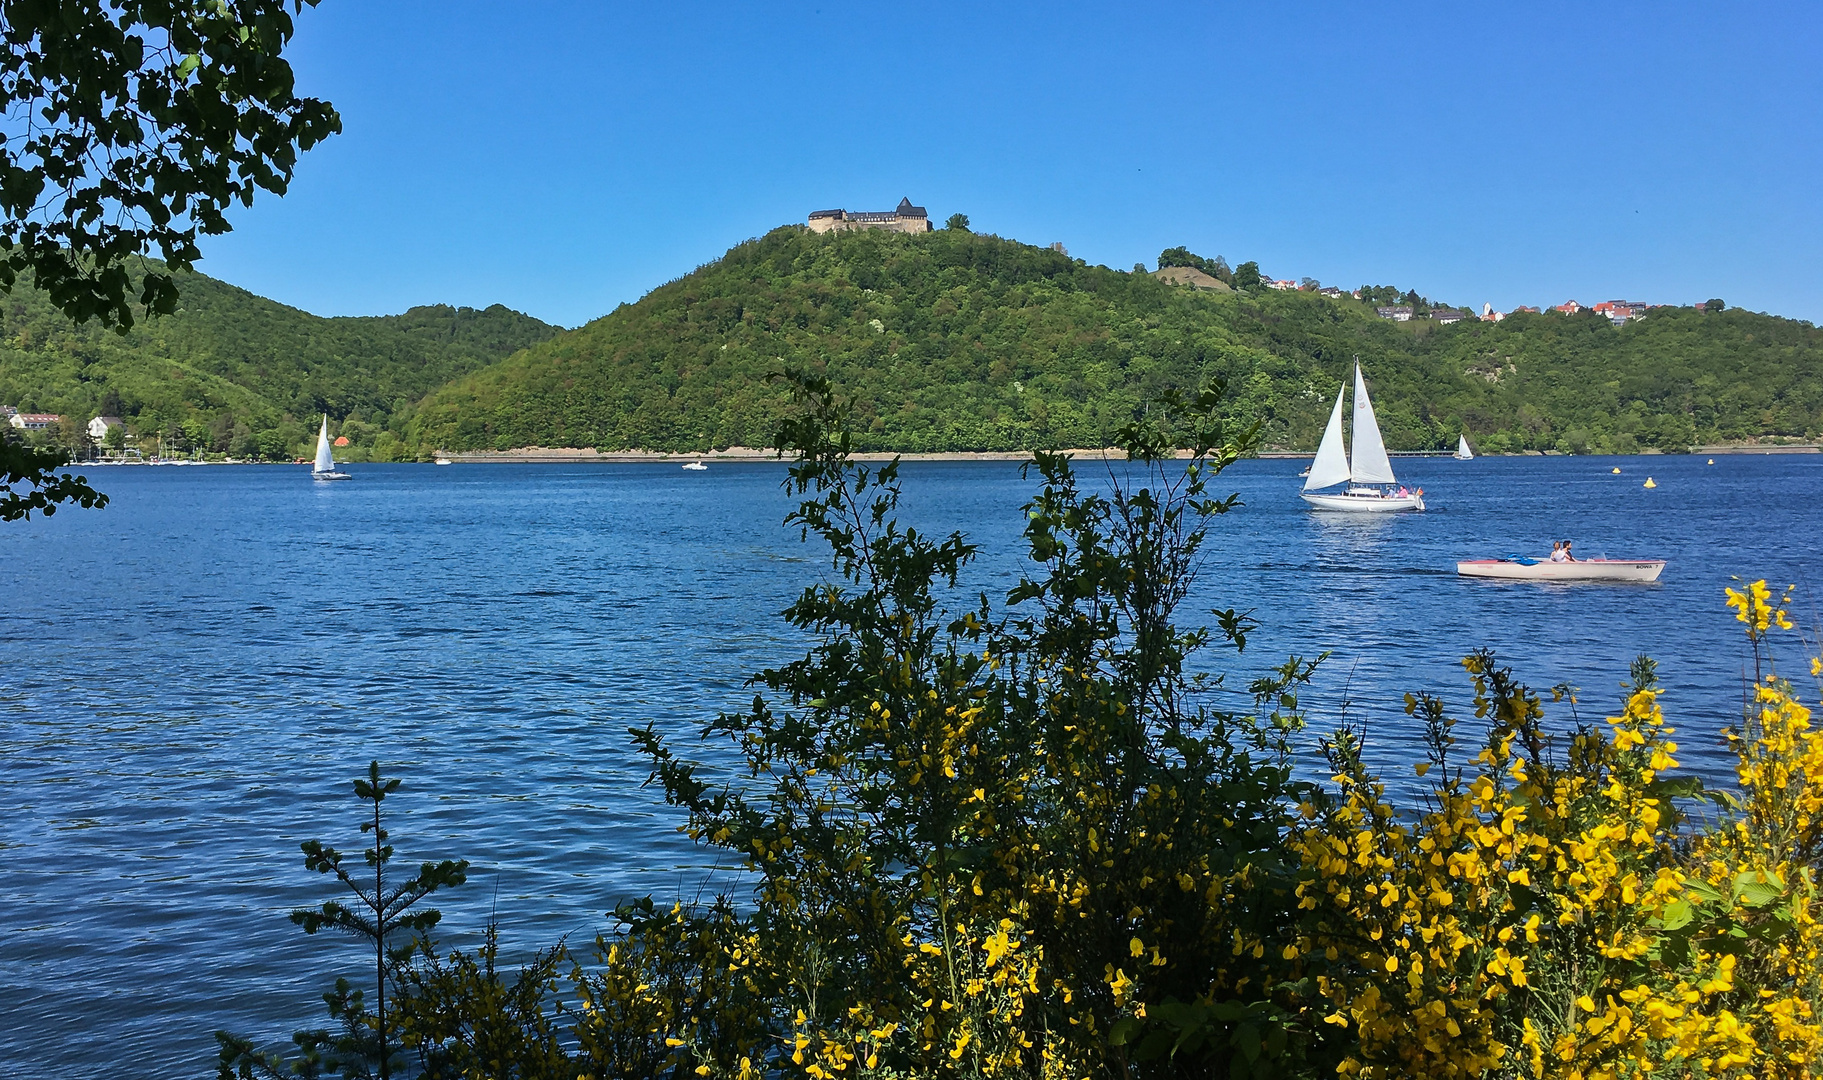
<box><xmin>1149</xmin><ymin>266</ymin><xmax>1684</xmax><ymax>327</ymax></box>
<box><xmin>807</xmin><ymin>203</ymin><xmax>1720</xmax><ymax>331</ymax></box>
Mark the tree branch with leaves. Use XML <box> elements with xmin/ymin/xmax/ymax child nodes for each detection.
<box><xmin>0</xmin><ymin>439</ymin><xmax>105</xmax><ymax>520</ymax></box>
<box><xmin>0</xmin><ymin>1</ymin><xmax>340</xmax><ymax>328</ymax></box>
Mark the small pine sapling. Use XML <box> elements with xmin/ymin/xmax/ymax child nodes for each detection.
<box><xmin>216</xmin><ymin>761</ymin><xmax>468</xmax><ymax>1080</ymax></box>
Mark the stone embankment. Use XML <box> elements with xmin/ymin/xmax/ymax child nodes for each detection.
<box><xmin>437</xmin><ymin>446</ymin><xmax>1138</xmax><ymax>464</ymax></box>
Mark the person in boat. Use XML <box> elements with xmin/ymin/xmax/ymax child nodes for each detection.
<box><xmin>1562</xmin><ymin>540</ymin><xmax>1577</xmax><ymax>562</ymax></box>
<box><xmin>1548</xmin><ymin>541</ymin><xmax>1567</xmax><ymax>563</ymax></box>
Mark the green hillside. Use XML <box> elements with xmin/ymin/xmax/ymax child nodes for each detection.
<box><xmin>0</xmin><ymin>264</ymin><xmax>559</xmax><ymax>460</ymax></box>
<box><xmin>407</xmin><ymin>225</ymin><xmax>1823</xmax><ymax>456</ymax></box>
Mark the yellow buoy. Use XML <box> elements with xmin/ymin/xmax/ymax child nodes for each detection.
<box><xmin>1611</xmin><ymin>467</ymin><xmax>1621</xmax><ymax>474</ymax></box>
<box><xmin>1708</xmin><ymin>458</ymin><xmax>1715</xmax><ymax>465</ymax></box>
<box><xmin>1644</xmin><ymin>477</ymin><xmax>1657</xmax><ymax>488</ymax></box>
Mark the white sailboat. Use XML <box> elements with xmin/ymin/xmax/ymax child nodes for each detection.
<box><xmin>1454</xmin><ymin>434</ymin><xmax>1474</xmax><ymax>460</ymax></box>
<box><xmin>1300</xmin><ymin>364</ymin><xmax>1424</xmax><ymax>512</ymax></box>
<box><xmin>312</xmin><ymin>415</ymin><xmax>351</xmax><ymax>481</ymax></box>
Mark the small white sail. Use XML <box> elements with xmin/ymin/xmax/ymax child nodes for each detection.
<box><xmin>1348</xmin><ymin>365</ymin><xmax>1397</xmax><ymax>485</ymax></box>
<box><xmin>1455</xmin><ymin>434</ymin><xmax>1473</xmax><ymax>460</ymax></box>
<box><xmin>314</xmin><ymin>415</ymin><xmax>335</xmax><ymax>473</ymax></box>
<box><xmin>1304</xmin><ymin>383</ymin><xmax>1352</xmax><ymax>491</ymax></box>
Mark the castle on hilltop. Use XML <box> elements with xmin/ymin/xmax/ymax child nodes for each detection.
<box><xmin>807</xmin><ymin>197</ymin><xmax>932</xmax><ymax>234</ymax></box>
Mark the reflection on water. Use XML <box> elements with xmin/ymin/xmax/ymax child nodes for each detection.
<box><xmin>2</xmin><ymin>454</ymin><xmax>1820</xmax><ymax>1078</ymax></box>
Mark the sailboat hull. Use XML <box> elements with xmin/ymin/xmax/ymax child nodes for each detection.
<box><xmin>1300</xmin><ymin>491</ymin><xmax>1425</xmax><ymax>512</ymax></box>
<box><xmin>312</xmin><ymin>470</ymin><xmax>352</xmax><ymax>481</ymax></box>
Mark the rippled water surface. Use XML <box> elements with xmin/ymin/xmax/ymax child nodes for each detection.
<box><xmin>3</xmin><ymin>454</ymin><xmax>1820</xmax><ymax>1077</ymax></box>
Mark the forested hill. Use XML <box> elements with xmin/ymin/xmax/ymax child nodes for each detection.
<box><xmin>407</xmin><ymin>225</ymin><xmax>1822</xmax><ymax>456</ymax></box>
<box><xmin>0</xmin><ymin>263</ymin><xmax>559</xmax><ymax>460</ymax></box>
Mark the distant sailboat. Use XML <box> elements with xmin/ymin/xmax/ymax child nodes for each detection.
<box><xmin>682</xmin><ymin>461</ymin><xmax>708</xmax><ymax>471</ymax></box>
<box><xmin>312</xmin><ymin>415</ymin><xmax>351</xmax><ymax>481</ymax></box>
<box><xmin>1454</xmin><ymin>434</ymin><xmax>1474</xmax><ymax>460</ymax></box>
<box><xmin>1300</xmin><ymin>363</ymin><xmax>1424</xmax><ymax>512</ymax></box>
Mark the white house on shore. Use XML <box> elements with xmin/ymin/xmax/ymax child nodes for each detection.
<box><xmin>88</xmin><ymin>415</ymin><xmax>124</xmax><ymax>440</ymax></box>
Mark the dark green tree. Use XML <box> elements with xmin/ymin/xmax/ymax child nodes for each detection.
<box><xmin>1157</xmin><ymin>245</ymin><xmax>1200</xmax><ymax>269</ymax></box>
<box><xmin>944</xmin><ymin>212</ymin><xmax>970</xmax><ymax>231</ymax></box>
<box><xmin>1233</xmin><ymin>260</ymin><xmax>1262</xmax><ymax>290</ymax></box>
<box><xmin>1706</xmin><ymin>299</ymin><xmax>1727</xmax><ymax>312</ymax></box>
<box><xmin>0</xmin><ymin>2</ymin><xmax>340</xmax><ymax>328</ymax></box>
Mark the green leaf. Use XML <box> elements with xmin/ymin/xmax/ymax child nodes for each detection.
<box><xmin>1733</xmin><ymin>870</ymin><xmax>1785</xmax><ymax>908</ymax></box>
<box><xmin>1682</xmin><ymin>878</ymin><xmax>1726</xmax><ymax>905</ymax></box>
<box><xmin>1233</xmin><ymin>1022</ymin><xmax>1262</xmax><ymax>1063</ymax></box>
<box><xmin>1646</xmin><ymin>775</ymin><xmax>1706</xmax><ymax>799</ymax></box>
<box><xmin>1652</xmin><ymin>898</ymin><xmax>1693</xmax><ymax>931</ymax></box>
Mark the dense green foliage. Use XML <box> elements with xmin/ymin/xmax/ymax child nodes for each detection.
<box><xmin>0</xmin><ymin>264</ymin><xmax>558</xmax><ymax>460</ymax></box>
<box><xmin>0</xmin><ymin>1</ymin><xmax>338</xmax><ymax>328</ymax></box>
<box><xmin>408</xmin><ymin>227</ymin><xmax>1823</xmax><ymax>456</ymax></box>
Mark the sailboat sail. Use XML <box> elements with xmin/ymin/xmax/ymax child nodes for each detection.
<box><xmin>1456</xmin><ymin>434</ymin><xmax>1473</xmax><ymax>460</ymax></box>
<box><xmin>314</xmin><ymin>415</ymin><xmax>335</xmax><ymax>473</ymax></box>
<box><xmin>1304</xmin><ymin>384</ymin><xmax>1352</xmax><ymax>491</ymax></box>
<box><xmin>1348</xmin><ymin>365</ymin><xmax>1397</xmax><ymax>484</ymax></box>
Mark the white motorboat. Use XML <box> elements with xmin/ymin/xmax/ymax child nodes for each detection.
<box><xmin>682</xmin><ymin>461</ymin><xmax>708</xmax><ymax>471</ymax></box>
<box><xmin>311</xmin><ymin>415</ymin><xmax>351</xmax><ymax>481</ymax></box>
<box><xmin>1300</xmin><ymin>362</ymin><xmax>1424</xmax><ymax>512</ymax></box>
<box><xmin>1454</xmin><ymin>434</ymin><xmax>1474</xmax><ymax>460</ymax></box>
<box><xmin>434</xmin><ymin>458</ymin><xmax>453</xmax><ymax>466</ymax></box>
<box><xmin>1457</xmin><ymin>558</ymin><xmax>1666</xmax><ymax>582</ymax></box>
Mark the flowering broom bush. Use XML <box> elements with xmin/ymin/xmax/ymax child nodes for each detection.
<box><xmin>1288</xmin><ymin>580</ymin><xmax>1823</xmax><ymax>1079</ymax></box>
<box><xmin>613</xmin><ymin>375</ymin><xmax>1330</xmax><ymax>1080</ymax></box>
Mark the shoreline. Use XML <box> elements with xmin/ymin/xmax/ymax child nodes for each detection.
<box><xmin>437</xmin><ymin>441</ymin><xmax>1823</xmax><ymax>464</ymax></box>
<box><xmin>61</xmin><ymin>442</ymin><xmax>1823</xmax><ymax>467</ymax></box>
<box><xmin>435</xmin><ymin>446</ymin><xmax>1132</xmax><ymax>465</ymax></box>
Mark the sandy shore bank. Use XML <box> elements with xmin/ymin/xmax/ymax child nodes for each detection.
<box><xmin>437</xmin><ymin>446</ymin><xmax>1143</xmax><ymax>464</ymax></box>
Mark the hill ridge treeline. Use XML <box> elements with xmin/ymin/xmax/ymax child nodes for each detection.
<box><xmin>4</xmin><ymin>232</ymin><xmax>1819</xmax><ymax>460</ymax></box>
<box><xmin>404</xmin><ymin>226</ymin><xmax>1823</xmax><ymax>457</ymax></box>
<box><xmin>0</xmin><ymin>262</ymin><xmax>559</xmax><ymax>460</ymax></box>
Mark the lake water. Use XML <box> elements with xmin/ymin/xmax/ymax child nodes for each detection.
<box><xmin>3</xmin><ymin>454</ymin><xmax>1820</xmax><ymax>1077</ymax></box>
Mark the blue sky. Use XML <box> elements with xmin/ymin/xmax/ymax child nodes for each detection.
<box><xmin>197</xmin><ymin>1</ymin><xmax>1823</xmax><ymax>328</ymax></box>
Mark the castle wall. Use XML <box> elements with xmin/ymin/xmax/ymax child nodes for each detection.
<box><xmin>806</xmin><ymin>211</ymin><xmax>931</xmax><ymax>234</ymax></box>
